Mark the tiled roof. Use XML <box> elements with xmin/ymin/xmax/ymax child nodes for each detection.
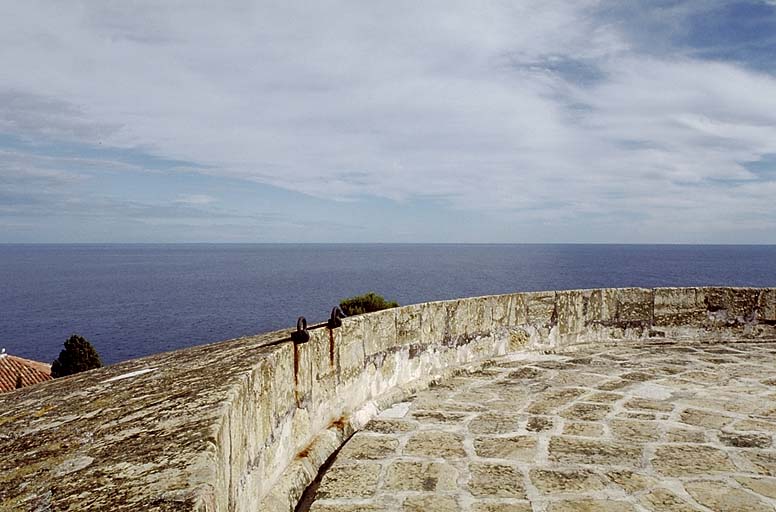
<box><xmin>0</xmin><ymin>354</ymin><xmax>52</xmax><ymax>392</ymax></box>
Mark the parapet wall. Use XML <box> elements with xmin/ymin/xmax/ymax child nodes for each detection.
<box><xmin>1</xmin><ymin>287</ymin><xmax>775</xmax><ymax>511</ymax></box>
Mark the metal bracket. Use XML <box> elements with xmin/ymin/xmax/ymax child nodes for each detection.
<box><xmin>291</xmin><ymin>316</ymin><xmax>310</xmax><ymax>344</ymax></box>
<box><xmin>327</xmin><ymin>306</ymin><xmax>347</xmax><ymax>329</ymax></box>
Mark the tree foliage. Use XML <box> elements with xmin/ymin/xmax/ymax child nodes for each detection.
<box><xmin>51</xmin><ymin>334</ymin><xmax>103</xmax><ymax>378</ymax></box>
<box><xmin>339</xmin><ymin>292</ymin><xmax>399</xmax><ymax>316</ymax></box>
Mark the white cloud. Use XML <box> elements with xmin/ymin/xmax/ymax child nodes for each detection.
<box><xmin>0</xmin><ymin>1</ymin><xmax>774</xmax><ymax>241</ymax></box>
<box><xmin>174</xmin><ymin>194</ymin><xmax>216</xmax><ymax>205</ymax></box>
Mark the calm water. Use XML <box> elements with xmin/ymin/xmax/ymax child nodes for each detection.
<box><xmin>1</xmin><ymin>244</ymin><xmax>774</xmax><ymax>365</ymax></box>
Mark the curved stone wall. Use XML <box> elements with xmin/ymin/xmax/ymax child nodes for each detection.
<box><xmin>1</xmin><ymin>287</ymin><xmax>775</xmax><ymax>511</ymax></box>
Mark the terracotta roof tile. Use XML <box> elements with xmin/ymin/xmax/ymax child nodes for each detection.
<box><xmin>0</xmin><ymin>354</ymin><xmax>52</xmax><ymax>392</ymax></box>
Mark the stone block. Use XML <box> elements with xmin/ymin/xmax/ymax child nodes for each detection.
<box><xmin>685</xmin><ymin>481</ymin><xmax>773</xmax><ymax>512</ymax></box>
<box><xmin>549</xmin><ymin>437</ymin><xmax>641</xmax><ymax>467</ymax></box>
<box><xmin>384</xmin><ymin>461</ymin><xmax>458</xmax><ymax>492</ymax></box>
<box><xmin>315</xmin><ymin>463</ymin><xmax>381</xmax><ymax>499</ymax></box>
<box><xmin>396</xmin><ymin>304</ymin><xmax>422</xmax><ymax>346</ymax></box>
<box><xmin>548</xmin><ymin>500</ymin><xmax>634</xmax><ymax>512</ymax></box>
<box><xmin>250</xmin><ymin>353</ymin><xmax>277</xmax><ymax>444</ymax></box>
<box><xmin>474</xmin><ymin>435</ymin><xmax>536</xmax><ymax>461</ymax></box>
<box><xmin>491</xmin><ymin>294</ymin><xmax>511</xmax><ymax>328</ymax></box>
<box><xmin>653</xmin><ymin>288</ymin><xmax>706</xmax><ymax>327</ymax></box>
<box><xmin>420</xmin><ymin>301</ymin><xmax>447</xmax><ymax>346</ymax></box>
<box><xmin>308</xmin><ymin>329</ymin><xmax>338</xmax><ymax>418</ymax></box>
<box><xmin>529</xmin><ymin>468</ymin><xmax>606</xmax><ymax>494</ymax></box>
<box><xmin>614</xmin><ymin>288</ymin><xmax>653</xmax><ymax>324</ymax></box>
<box><xmin>759</xmin><ymin>289</ymin><xmax>776</xmax><ymax>321</ymax></box>
<box><xmin>704</xmin><ymin>287</ymin><xmax>760</xmax><ymax>320</ymax></box>
<box><xmin>446</xmin><ymin>299</ymin><xmax>472</xmax><ymax>343</ymax></box>
<box><xmin>638</xmin><ymin>489</ymin><xmax>697</xmax><ymax>512</ymax></box>
<box><xmin>524</xmin><ymin>291</ymin><xmax>556</xmax><ymax>328</ymax></box>
<box><xmin>336</xmin><ymin>315</ymin><xmax>365</xmax><ymax>386</ymax></box>
<box><xmin>269</xmin><ymin>345</ymin><xmax>297</xmax><ymax>424</ymax></box>
<box><xmin>467</xmin><ymin>462</ymin><xmax>526</xmax><ymax>498</ymax></box>
<box><xmin>469</xmin><ymin>296</ymin><xmax>494</xmax><ymax>334</ymax></box>
<box><xmin>555</xmin><ymin>290</ymin><xmax>587</xmax><ymax>335</ymax></box>
<box><xmin>404</xmin><ymin>495</ymin><xmax>461</xmax><ymax>512</ymax></box>
<box><xmin>362</xmin><ymin>309</ymin><xmax>397</xmax><ymax>356</ymax></box>
<box><xmin>404</xmin><ymin>431</ymin><xmax>466</xmax><ymax>458</ymax></box>
<box><xmin>509</xmin><ymin>293</ymin><xmax>528</xmax><ymax>325</ymax></box>
<box><xmin>651</xmin><ymin>445</ymin><xmax>735</xmax><ymax>476</ymax></box>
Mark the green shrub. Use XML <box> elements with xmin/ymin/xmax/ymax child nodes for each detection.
<box><xmin>51</xmin><ymin>334</ymin><xmax>103</xmax><ymax>378</ymax></box>
<box><xmin>339</xmin><ymin>292</ymin><xmax>399</xmax><ymax>316</ymax></box>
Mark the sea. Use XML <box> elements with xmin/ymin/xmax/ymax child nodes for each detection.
<box><xmin>1</xmin><ymin>244</ymin><xmax>775</xmax><ymax>365</ymax></box>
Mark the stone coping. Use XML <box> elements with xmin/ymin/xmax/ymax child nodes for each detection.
<box><xmin>0</xmin><ymin>287</ymin><xmax>774</xmax><ymax>511</ymax></box>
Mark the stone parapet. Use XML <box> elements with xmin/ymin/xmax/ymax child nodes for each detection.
<box><xmin>0</xmin><ymin>287</ymin><xmax>774</xmax><ymax>511</ymax></box>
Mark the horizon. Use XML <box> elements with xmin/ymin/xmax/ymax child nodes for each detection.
<box><xmin>3</xmin><ymin>241</ymin><xmax>776</xmax><ymax>246</ymax></box>
<box><xmin>2</xmin><ymin>2</ymin><xmax>776</xmax><ymax>244</ymax></box>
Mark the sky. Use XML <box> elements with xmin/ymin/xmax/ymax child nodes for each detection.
<box><xmin>1</xmin><ymin>1</ymin><xmax>776</xmax><ymax>243</ymax></box>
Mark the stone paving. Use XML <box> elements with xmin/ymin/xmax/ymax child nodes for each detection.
<box><xmin>305</xmin><ymin>341</ymin><xmax>776</xmax><ymax>512</ymax></box>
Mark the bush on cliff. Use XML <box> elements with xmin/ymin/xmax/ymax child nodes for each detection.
<box><xmin>339</xmin><ymin>292</ymin><xmax>399</xmax><ymax>316</ymax></box>
<box><xmin>51</xmin><ymin>334</ymin><xmax>103</xmax><ymax>378</ymax></box>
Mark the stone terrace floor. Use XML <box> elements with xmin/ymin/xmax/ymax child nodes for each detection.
<box><xmin>303</xmin><ymin>340</ymin><xmax>776</xmax><ymax>512</ymax></box>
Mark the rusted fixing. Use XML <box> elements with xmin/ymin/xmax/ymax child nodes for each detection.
<box><xmin>330</xmin><ymin>416</ymin><xmax>348</xmax><ymax>431</ymax></box>
<box><xmin>328</xmin><ymin>328</ymin><xmax>335</xmax><ymax>367</ymax></box>
<box><xmin>291</xmin><ymin>316</ymin><xmax>310</xmax><ymax>344</ymax></box>
<box><xmin>293</xmin><ymin>341</ymin><xmax>300</xmax><ymax>407</ymax></box>
<box><xmin>327</xmin><ymin>306</ymin><xmax>346</xmax><ymax>329</ymax></box>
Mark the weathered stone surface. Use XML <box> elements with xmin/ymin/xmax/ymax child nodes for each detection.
<box><xmin>524</xmin><ymin>291</ymin><xmax>556</xmax><ymax>328</ymax></box>
<box><xmin>525</xmin><ymin>416</ymin><xmax>554</xmax><ymax>432</ymax></box>
<box><xmin>469</xmin><ymin>413</ymin><xmax>522</xmax><ymax>434</ymax></box>
<box><xmin>315</xmin><ymin>463</ymin><xmax>381</xmax><ymax>499</ymax></box>
<box><xmin>586</xmin><ymin>391</ymin><xmax>623</xmax><ymax>403</ymax></box>
<box><xmin>654</xmin><ymin>288</ymin><xmax>706</xmax><ymax>327</ymax></box>
<box><xmin>651</xmin><ymin>445</ymin><xmax>736</xmax><ymax>476</ymax></box>
<box><xmin>606</xmin><ymin>470</ymin><xmax>656</xmax><ymax>493</ymax></box>
<box><xmin>363</xmin><ymin>418</ymin><xmax>415</xmax><ymax>434</ymax></box>
<box><xmin>396</xmin><ymin>304</ymin><xmax>423</xmax><ymax>346</ymax></box>
<box><xmin>362</xmin><ymin>308</ymin><xmax>398</xmax><ymax>356</ymax></box>
<box><xmin>684</xmin><ymin>480</ymin><xmax>773</xmax><ymax>512</ymax></box>
<box><xmin>467</xmin><ymin>463</ymin><xmax>526</xmax><ymax>498</ymax></box>
<box><xmin>403</xmin><ymin>494</ymin><xmax>461</xmax><ymax>512</ymax></box>
<box><xmin>471</xmin><ymin>502</ymin><xmax>532</xmax><ymax>512</ymax></box>
<box><xmin>529</xmin><ymin>469</ymin><xmax>606</xmax><ymax>494</ymax></box>
<box><xmin>666</xmin><ymin>428</ymin><xmax>706</xmax><ymax>443</ymax></box>
<box><xmin>310</xmin><ymin>503</ymin><xmax>387</xmax><ymax>512</ymax></box>
<box><xmin>384</xmin><ymin>461</ymin><xmax>459</xmax><ymax>491</ymax></box>
<box><xmin>404</xmin><ymin>431</ymin><xmax>466</xmax><ymax>458</ymax></box>
<box><xmin>638</xmin><ymin>488</ymin><xmax>700</xmax><ymax>512</ymax></box>
<box><xmin>625</xmin><ymin>398</ymin><xmax>674</xmax><ymax>412</ymax></box>
<box><xmin>549</xmin><ymin>437</ymin><xmax>641</xmax><ymax>467</ymax></box>
<box><xmin>338</xmin><ymin>434</ymin><xmax>398</xmax><ymax>460</ymax></box>
<box><xmin>735</xmin><ymin>476</ymin><xmax>776</xmax><ymax>499</ymax></box>
<box><xmin>527</xmin><ymin>389</ymin><xmax>585</xmax><ymax>414</ymax></box>
<box><xmin>718</xmin><ymin>431</ymin><xmax>772</xmax><ymax>448</ymax></box>
<box><xmin>474</xmin><ymin>436</ymin><xmax>536</xmax><ymax>461</ymax></box>
<box><xmin>555</xmin><ymin>290</ymin><xmax>587</xmax><ymax>335</ymax></box>
<box><xmin>411</xmin><ymin>410</ymin><xmax>468</xmax><ymax>424</ymax></box>
<box><xmin>742</xmin><ymin>450</ymin><xmax>776</xmax><ymax>476</ymax></box>
<box><xmin>759</xmin><ymin>289</ymin><xmax>776</xmax><ymax>321</ymax></box>
<box><xmin>610</xmin><ymin>420</ymin><xmax>661</xmax><ymax>442</ymax></box>
<box><xmin>560</xmin><ymin>403</ymin><xmax>611</xmax><ymax>421</ymax></box>
<box><xmin>563</xmin><ymin>421</ymin><xmax>605</xmax><ymax>437</ymax></box>
<box><xmin>547</xmin><ymin>500</ymin><xmax>635</xmax><ymax>512</ymax></box>
<box><xmin>680</xmin><ymin>408</ymin><xmax>735</xmax><ymax>429</ymax></box>
<box><xmin>614</xmin><ymin>288</ymin><xmax>653</xmax><ymax>324</ymax></box>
